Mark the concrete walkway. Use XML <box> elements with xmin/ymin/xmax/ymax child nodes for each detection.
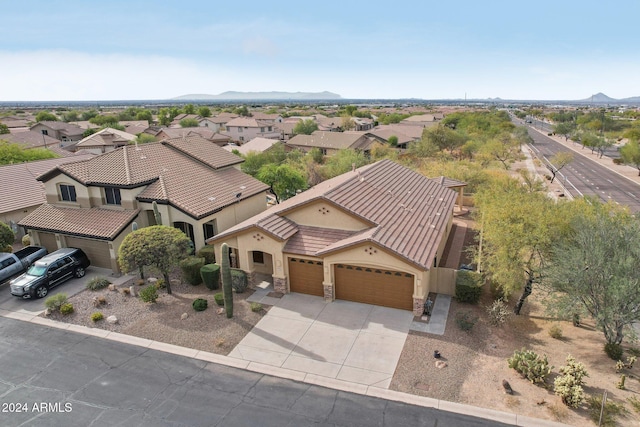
<box><xmin>230</xmin><ymin>293</ymin><xmax>415</xmax><ymax>389</ymax></box>
<box><xmin>410</xmin><ymin>295</ymin><xmax>451</xmax><ymax>335</ymax></box>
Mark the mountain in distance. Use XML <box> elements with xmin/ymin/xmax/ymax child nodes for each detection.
<box><xmin>173</xmin><ymin>91</ymin><xmax>342</xmax><ymax>100</ymax></box>
<box><xmin>576</xmin><ymin>92</ymin><xmax>640</xmax><ymax>103</ymax></box>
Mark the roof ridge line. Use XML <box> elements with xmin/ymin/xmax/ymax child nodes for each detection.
<box><xmin>123</xmin><ymin>145</ymin><xmax>132</xmax><ymax>184</ymax></box>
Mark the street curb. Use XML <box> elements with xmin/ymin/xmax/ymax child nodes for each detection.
<box><xmin>0</xmin><ymin>311</ymin><xmax>570</xmax><ymax>427</ymax></box>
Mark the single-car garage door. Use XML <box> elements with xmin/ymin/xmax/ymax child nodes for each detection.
<box><xmin>37</xmin><ymin>232</ymin><xmax>58</xmax><ymax>253</ymax></box>
<box><xmin>288</xmin><ymin>258</ymin><xmax>324</xmax><ymax>296</ymax></box>
<box><xmin>65</xmin><ymin>236</ymin><xmax>111</xmax><ymax>269</ymax></box>
<box><xmin>335</xmin><ymin>264</ymin><xmax>414</xmax><ymax>311</ymax></box>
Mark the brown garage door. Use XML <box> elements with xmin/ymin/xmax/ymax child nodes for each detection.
<box><xmin>37</xmin><ymin>232</ymin><xmax>58</xmax><ymax>253</ymax></box>
<box><xmin>288</xmin><ymin>258</ymin><xmax>324</xmax><ymax>296</ymax></box>
<box><xmin>335</xmin><ymin>264</ymin><xmax>414</xmax><ymax>310</ymax></box>
<box><xmin>65</xmin><ymin>236</ymin><xmax>111</xmax><ymax>269</ymax></box>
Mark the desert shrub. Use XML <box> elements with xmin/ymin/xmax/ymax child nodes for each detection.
<box><xmin>192</xmin><ymin>298</ymin><xmax>208</xmax><ymax>312</ymax></box>
<box><xmin>554</xmin><ymin>355</ymin><xmax>588</xmax><ymax>408</ymax></box>
<box><xmin>507</xmin><ymin>348</ymin><xmax>553</xmax><ymax>384</ymax></box>
<box><xmin>455</xmin><ymin>270</ymin><xmax>483</xmax><ymax>303</ymax></box>
<box><xmin>628</xmin><ymin>396</ymin><xmax>640</xmax><ymax>414</ymax></box>
<box><xmin>21</xmin><ymin>234</ymin><xmax>31</xmax><ymax>246</ymax></box>
<box><xmin>587</xmin><ymin>395</ymin><xmax>626</xmax><ymax>427</ymax></box>
<box><xmin>250</xmin><ymin>302</ymin><xmax>263</xmax><ymax>313</ymax></box>
<box><xmin>154</xmin><ymin>278</ymin><xmax>165</xmax><ymax>289</ymax></box>
<box><xmin>487</xmin><ymin>298</ymin><xmax>510</xmax><ymax>326</ymax></box>
<box><xmin>139</xmin><ymin>284</ymin><xmax>158</xmax><ymax>303</ymax></box>
<box><xmin>135</xmin><ymin>279</ymin><xmax>145</xmax><ymax>286</ymax></box>
<box><xmin>612</xmin><ymin>157</ymin><xmax>623</xmax><ymax>165</ymax></box>
<box><xmin>214</xmin><ymin>292</ymin><xmax>224</xmax><ymax>306</ymax></box>
<box><xmin>180</xmin><ymin>256</ymin><xmax>205</xmax><ymax>286</ymax></box>
<box><xmin>455</xmin><ymin>311</ymin><xmax>478</xmax><ymax>331</ymax></box>
<box><xmin>44</xmin><ymin>293</ymin><xmax>68</xmax><ymax>311</ymax></box>
<box><xmin>196</xmin><ymin>245</ymin><xmax>216</xmax><ymax>265</ymax></box>
<box><xmin>548</xmin><ymin>323</ymin><xmax>563</xmax><ymax>339</ymax></box>
<box><xmin>86</xmin><ymin>276</ymin><xmax>112</xmax><ymax>291</ymax></box>
<box><xmin>91</xmin><ymin>312</ymin><xmax>104</xmax><ymax>322</ymax></box>
<box><xmin>230</xmin><ymin>268</ymin><xmax>248</xmax><ymax>293</ymax></box>
<box><xmin>59</xmin><ymin>303</ymin><xmax>74</xmax><ymax>315</ymax></box>
<box><xmin>200</xmin><ymin>264</ymin><xmax>220</xmax><ymax>290</ymax></box>
<box><xmin>604</xmin><ymin>343</ymin><xmax>623</xmax><ymax>360</ymax></box>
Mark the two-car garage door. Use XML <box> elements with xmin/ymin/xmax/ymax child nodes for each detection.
<box><xmin>334</xmin><ymin>264</ymin><xmax>414</xmax><ymax>311</ymax></box>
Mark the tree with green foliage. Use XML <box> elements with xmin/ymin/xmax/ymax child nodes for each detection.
<box><xmin>234</xmin><ymin>106</ymin><xmax>250</xmax><ymax>117</ymax></box>
<box><xmin>82</xmin><ymin>128</ymin><xmax>97</xmax><ymax>138</ymax></box>
<box><xmin>343</xmin><ymin>105</ymin><xmax>357</xmax><ymax>116</ymax></box>
<box><xmin>542</xmin><ymin>203</ymin><xmax>640</xmax><ymax>344</ymax></box>
<box><xmin>81</xmin><ymin>110</ymin><xmax>98</xmax><ymax>121</ymax></box>
<box><xmin>197</xmin><ymin>106</ymin><xmax>211</xmax><ymax>118</ymax></box>
<box><xmin>89</xmin><ymin>115</ymin><xmax>119</xmax><ymax>127</ymax></box>
<box><xmin>157</xmin><ymin>108</ymin><xmax>172</xmax><ymax>126</ymax></box>
<box><xmin>135</xmin><ymin>110</ymin><xmax>153</xmax><ymax>122</ymax></box>
<box><xmin>620</xmin><ymin>139</ymin><xmax>640</xmax><ymax>176</ymax></box>
<box><xmin>293</xmin><ymin>119</ymin><xmax>318</xmax><ymax>135</ymax></box>
<box><xmin>547</xmin><ymin>151</ymin><xmax>574</xmax><ymax>183</ymax></box>
<box><xmin>320</xmin><ymin>149</ymin><xmax>369</xmax><ymax>179</ymax></box>
<box><xmin>0</xmin><ymin>221</ymin><xmax>15</xmax><ymax>250</ymax></box>
<box><xmin>117</xmin><ymin>225</ymin><xmax>191</xmax><ymax>295</ymax></box>
<box><xmin>179</xmin><ymin>118</ymin><xmax>200</xmax><ymax>128</ymax></box>
<box><xmin>183</xmin><ymin>104</ymin><xmax>195</xmax><ymax>114</ymax></box>
<box><xmin>240</xmin><ymin>144</ymin><xmax>288</xmax><ymax>176</ymax></box>
<box><xmin>62</xmin><ymin>110</ymin><xmax>80</xmax><ymax>122</ymax></box>
<box><xmin>132</xmin><ymin>133</ymin><xmax>157</xmax><ymax>144</ymax></box>
<box><xmin>553</xmin><ymin>122</ymin><xmax>576</xmax><ymax>141</ymax></box>
<box><xmin>423</xmin><ymin>124</ymin><xmax>465</xmax><ymax>155</ymax></box>
<box><xmin>478</xmin><ymin>133</ymin><xmax>521</xmax><ymax>169</ymax></box>
<box><xmin>257</xmin><ymin>163</ymin><xmax>307</xmax><ymax>203</ymax></box>
<box><xmin>0</xmin><ymin>124</ymin><xmax>9</xmax><ymax>134</ymax></box>
<box><xmin>35</xmin><ymin>111</ymin><xmax>58</xmax><ymax>122</ymax></box>
<box><xmin>0</xmin><ymin>142</ymin><xmax>58</xmax><ymax>165</ymax></box>
<box><xmin>340</xmin><ymin>114</ymin><xmax>355</xmax><ymax>131</ymax></box>
<box><xmin>387</xmin><ymin>135</ymin><xmax>398</xmax><ymax>147</ymax></box>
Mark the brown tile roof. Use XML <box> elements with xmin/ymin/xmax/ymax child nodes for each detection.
<box><xmin>0</xmin><ymin>154</ymin><xmax>95</xmax><ymax>214</ymax></box>
<box><xmin>287</xmin><ymin>131</ymin><xmax>373</xmax><ymax>150</ymax></box>
<box><xmin>366</xmin><ymin>129</ymin><xmax>417</xmax><ymax>145</ymax></box>
<box><xmin>31</xmin><ymin>121</ymin><xmax>84</xmax><ymax>135</ymax></box>
<box><xmin>0</xmin><ymin>130</ymin><xmax>63</xmax><ymax>149</ymax></box>
<box><xmin>223</xmin><ymin>137</ymin><xmax>281</xmax><ymax>155</ymax></box>
<box><xmin>211</xmin><ymin>159</ymin><xmax>457</xmax><ymax>270</ymax></box>
<box><xmin>225</xmin><ymin>117</ymin><xmax>273</xmax><ymax>128</ymax></box>
<box><xmin>431</xmin><ymin>176</ymin><xmax>467</xmax><ymax>188</ymax></box>
<box><xmin>37</xmin><ymin>135</ymin><xmax>267</xmax><ymax>220</ymax></box>
<box><xmin>157</xmin><ymin>127</ymin><xmax>219</xmax><ymax>141</ymax></box>
<box><xmin>373</xmin><ymin>124</ymin><xmax>430</xmax><ymax>139</ymax></box>
<box><xmin>75</xmin><ymin>128</ymin><xmax>136</xmax><ymax>148</ymax></box>
<box><xmin>284</xmin><ymin>225</ymin><xmax>355</xmax><ymax>255</ymax></box>
<box><xmin>19</xmin><ymin>204</ymin><xmax>139</xmax><ymax>240</ymax></box>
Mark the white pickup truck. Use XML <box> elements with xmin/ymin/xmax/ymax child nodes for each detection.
<box><xmin>0</xmin><ymin>246</ymin><xmax>47</xmax><ymax>285</ymax></box>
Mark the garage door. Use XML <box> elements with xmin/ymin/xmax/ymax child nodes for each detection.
<box><xmin>65</xmin><ymin>236</ymin><xmax>111</xmax><ymax>269</ymax></box>
<box><xmin>37</xmin><ymin>232</ymin><xmax>58</xmax><ymax>253</ymax></box>
<box><xmin>335</xmin><ymin>264</ymin><xmax>414</xmax><ymax>311</ymax></box>
<box><xmin>288</xmin><ymin>258</ymin><xmax>324</xmax><ymax>296</ymax></box>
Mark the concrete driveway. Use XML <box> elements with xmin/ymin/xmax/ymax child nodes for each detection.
<box><xmin>229</xmin><ymin>293</ymin><xmax>414</xmax><ymax>388</ymax></box>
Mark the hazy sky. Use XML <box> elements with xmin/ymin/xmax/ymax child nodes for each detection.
<box><xmin>2</xmin><ymin>0</ymin><xmax>639</xmax><ymax>101</ymax></box>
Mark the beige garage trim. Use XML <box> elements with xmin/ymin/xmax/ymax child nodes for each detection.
<box><xmin>334</xmin><ymin>264</ymin><xmax>414</xmax><ymax>311</ymax></box>
<box><xmin>37</xmin><ymin>232</ymin><xmax>58</xmax><ymax>253</ymax></box>
<box><xmin>65</xmin><ymin>236</ymin><xmax>111</xmax><ymax>269</ymax></box>
<box><xmin>288</xmin><ymin>257</ymin><xmax>324</xmax><ymax>296</ymax></box>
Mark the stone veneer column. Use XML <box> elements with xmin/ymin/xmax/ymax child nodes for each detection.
<box><xmin>246</xmin><ymin>271</ymin><xmax>257</xmax><ymax>289</ymax></box>
<box><xmin>413</xmin><ymin>298</ymin><xmax>424</xmax><ymax>316</ymax></box>
<box><xmin>273</xmin><ymin>276</ymin><xmax>287</xmax><ymax>293</ymax></box>
<box><xmin>323</xmin><ymin>282</ymin><xmax>333</xmax><ymax>302</ymax></box>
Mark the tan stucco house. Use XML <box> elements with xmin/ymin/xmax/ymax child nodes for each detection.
<box><xmin>208</xmin><ymin>159</ymin><xmax>458</xmax><ymax>315</ymax></box>
<box><xmin>19</xmin><ymin>136</ymin><xmax>270</xmax><ymax>273</ymax></box>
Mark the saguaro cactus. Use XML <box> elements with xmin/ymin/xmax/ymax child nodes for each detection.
<box><xmin>152</xmin><ymin>201</ymin><xmax>162</xmax><ymax>225</ymax></box>
<box><xmin>221</xmin><ymin>243</ymin><xmax>233</xmax><ymax>318</ymax></box>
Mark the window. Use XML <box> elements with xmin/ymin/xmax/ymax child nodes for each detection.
<box><xmin>104</xmin><ymin>187</ymin><xmax>122</xmax><ymax>205</ymax></box>
<box><xmin>59</xmin><ymin>184</ymin><xmax>77</xmax><ymax>202</ymax></box>
<box><xmin>238</xmin><ymin>127</ymin><xmax>243</xmax><ymax>132</ymax></box>
<box><xmin>268</xmin><ymin>126</ymin><xmax>273</xmax><ymax>132</ymax></box>
<box><xmin>252</xmin><ymin>251</ymin><xmax>264</xmax><ymax>264</ymax></box>
<box><xmin>41</xmin><ymin>130</ymin><xmax>48</xmax><ymax>136</ymax></box>
<box><xmin>239</xmin><ymin>136</ymin><xmax>244</xmax><ymax>142</ymax></box>
<box><xmin>203</xmin><ymin>221</ymin><xmax>217</xmax><ymax>240</ymax></box>
<box><xmin>260</xmin><ymin>127</ymin><xmax>265</xmax><ymax>133</ymax></box>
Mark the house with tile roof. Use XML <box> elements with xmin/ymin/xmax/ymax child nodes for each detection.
<box><xmin>71</xmin><ymin>128</ymin><xmax>136</xmax><ymax>154</ymax></box>
<box><xmin>286</xmin><ymin>131</ymin><xmax>375</xmax><ymax>155</ymax></box>
<box><xmin>0</xmin><ymin>154</ymin><xmax>95</xmax><ymax>241</ymax></box>
<box><xmin>0</xmin><ymin>131</ymin><xmax>75</xmax><ymax>157</ymax></box>
<box><xmin>207</xmin><ymin>159</ymin><xmax>458</xmax><ymax>315</ymax></box>
<box><xmin>19</xmin><ymin>136</ymin><xmax>270</xmax><ymax>273</ymax></box>
<box><xmin>153</xmin><ymin>127</ymin><xmax>231</xmax><ymax>146</ymax></box>
<box><xmin>223</xmin><ymin>117</ymin><xmax>281</xmax><ymax>142</ymax></box>
<box><xmin>222</xmin><ymin>137</ymin><xmax>282</xmax><ymax>155</ymax></box>
<box><xmin>29</xmin><ymin>121</ymin><xmax>84</xmax><ymax>144</ymax></box>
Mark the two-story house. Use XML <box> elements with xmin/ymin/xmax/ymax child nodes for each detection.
<box><xmin>29</xmin><ymin>121</ymin><xmax>84</xmax><ymax>146</ymax></box>
<box><xmin>223</xmin><ymin>117</ymin><xmax>281</xmax><ymax>143</ymax></box>
<box><xmin>19</xmin><ymin>136</ymin><xmax>270</xmax><ymax>273</ymax></box>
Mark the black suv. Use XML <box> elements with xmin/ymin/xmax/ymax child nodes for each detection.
<box><xmin>10</xmin><ymin>248</ymin><xmax>91</xmax><ymax>299</ymax></box>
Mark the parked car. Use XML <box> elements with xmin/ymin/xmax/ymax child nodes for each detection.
<box><xmin>0</xmin><ymin>246</ymin><xmax>47</xmax><ymax>285</ymax></box>
<box><xmin>10</xmin><ymin>248</ymin><xmax>90</xmax><ymax>299</ymax></box>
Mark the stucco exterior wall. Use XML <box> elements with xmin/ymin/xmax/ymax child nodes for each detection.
<box><xmin>284</xmin><ymin>201</ymin><xmax>369</xmax><ymax>231</ymax></box>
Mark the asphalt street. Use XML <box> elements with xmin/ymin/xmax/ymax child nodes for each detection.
<box><xmin>0</xmin><ymin>317</ymin><xmax>510</xmax><ymax>427</ymax></box>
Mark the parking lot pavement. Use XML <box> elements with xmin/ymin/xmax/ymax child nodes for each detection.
<box><xmin>0</xmin><ymin>267</ymin><xmax>128</xmax><ymax>314</ymax></box>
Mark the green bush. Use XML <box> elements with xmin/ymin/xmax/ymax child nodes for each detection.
<box><xmin>200</xmin><ymin>264</ymin><xmax>220</xmax><ymax>290</ymax></box>
<box><xmin>196</xmin><ymin>245</ymin><xmax>216</xmax><ymax>265</ymax></box>
<box><xmin>86</xmin><ymin>276</ymin><xmax>112</xmax><ymax>291</ymax></box>
<box><xmin>554</xmin><ymin>355</ymin><xmax>588</xmax><ymax>408</ymax></box>
<box><xmin>604</xmin><ymin>343</ymin><xmax>623</xmax><ymax>360</ymax></box>
<box><xmin>250</xmin><ymin>302</ymin><xmax>263</xmax><ymax>313</ymax></box>
<box><xmin>230</xmin><ymin>268</ymin><xmax>248</xmax><ymax>293</ymax></box>
<box><xmin>612</xmin><ymin>157</ymin><xmax>623</xmax><ymax>165</ymax></box>
<box><xmin>455</xmin><ymin>270</ymin><xmax>483</xmax><ymax>303</ymax></box>
<box><xmin>214</xmin><ymin>292</ymin><xmax>224</xmax><ymax>306</ymax></box>
<box><xmin>21</xmin><ymin>234</ymin><xmax>31</xmax><ymax>246</ymax></box>
<box><xmin>588</xmin><ymin>395</ymin><xmax>626</xmax><ymax>426</ymax></box>
<box><xmin>548</xmin><ymin>323</ymin><xmax>563</xmax><ymax>339</ymax></box>
<box><xmin>44</xmin><ymin>293</ymin><xmax>68</xmax><ymax>311</ymax></box>
<box><xmin>455</xmin><ymin>311</ymin><xmax>478</xmax><ymax>331</ymax></box>
<box><xmin>139</xmin><ymin>284</ymin><xmax>158</xmax><ymax>303</ymax></box>
<box><xmin>59</xmin><ymin>303</ymin><xmax>74</xmax><ymax>315</ymax></box>
<box><xmin>507</xmin><ymin>348</ymin><xmax>553</xmax><ymax>384</ymax></box>
<box><xmin>180</xmin><ymin>256</ymin><xmax>205</xmax><ymax>286</ymax></box>
<box><xmin>192</xmin><ymin>298</ymin><xmax>208</xmax><ymax>312</ymax></box>
<box><xmin>91</xmin><ymin>312</ymin><xmax>104</xmax><ymax>322</ymax></box>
